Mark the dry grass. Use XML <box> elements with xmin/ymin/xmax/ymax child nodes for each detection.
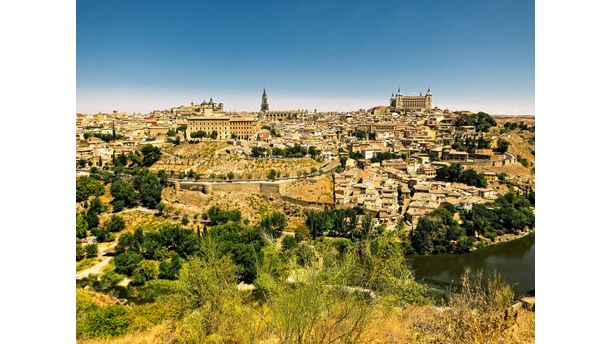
<box><xmin>78</xmin><ymin>323</ymin><xmax>178</xmax><ymax>344</ymax></box>
<box><xmin>161</xmin><ymin>187</ymin><xmax>308</xmax><ymax>226</ymax></box>
<box><xmin>150</xmin><ymin>142</ymin><xmax>324</xmax><ymax>179</ymax></box>
<box><xmin>279</xmin><ymin>174</ymin><xmax>334</xmax><ymax>203</ymax></box>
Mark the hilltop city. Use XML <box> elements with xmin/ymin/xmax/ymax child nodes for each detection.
<box><xmin>75</xmin><ymin>86</ymin><xmax>536</xmax><ymax>342</ymax></box>
<box><xmin>77</xmin><ymin>87</ymin><xmax>534</xmax><ymax>233</ymax></box>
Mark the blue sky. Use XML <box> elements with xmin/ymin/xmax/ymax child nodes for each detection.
<box><xmin>77</xmin><ymin>0</ymin><xmax>534</xmax><ymax>114</ymax></box>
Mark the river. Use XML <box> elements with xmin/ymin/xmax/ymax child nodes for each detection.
<box><xmin>408</xmin><ymin>233</ymin><xmax>535</xmax><ymax>296</ymax></box>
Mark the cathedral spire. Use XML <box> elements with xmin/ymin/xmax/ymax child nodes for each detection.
<box><xmin>260</xmin><ymin>88</ymin><xmax>269</xmax><ymax>112</ymax></box>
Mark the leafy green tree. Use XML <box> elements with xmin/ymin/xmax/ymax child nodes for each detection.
<box><xmin>208</xmin><ymin>222</ymin><xmax>264</xmax><ymax>282</ymax></box>
<box><xmin>76</xmin><ymin>212</ymin><xmax>89</xmax><ymax>238</ymax></box>
<box><xmin>76</xmin><ymin>241</ymin><xmax>86</xmax><ymax>261</ymax></box>
<box><xmin>85</xmin><ymin>197</ymin><xmax>103</xmax><ymax>229</ymax></box>
<box><xmin>91</xmin><ymin>227</ymin><xmax>113</xmax><ymax>242</ymax></box>
<box><xmin>113</xmin><ymin>251</ymin><xmax>144</xmax><ymax>276</ymax></box>
<box><xmin>76</xmin><ymin>176</ymin><xmax>105</xmax><ymax>202</ymax></box>
<box><xmin>133</xmin><ymin>169</ymin><xmax>163</xmax><ymax>209</ymax></box>
<box><xmin>85</xmin><ymin>243</ymin><xmax>98</xmax><ymax>258</ymax></box>
<box><xmin>110</xmin><ymin>179</ymin><xmax>137</xmax><ymax>210</ymax></box>
<box><xmin>131</xmin><ymin>260</ymin><xmax>159</xmax><ymax>285</ymax></box>
<box><xmin>139</xmin><ymin>144</ymin><xmax>162</xmax><ymax>167</ymax></box>
<box><xmin>207</xmin><ymin>206</ymin><xmax>241</xmax><ymax>226</ymax></box>
<box><xmin>260</xmin><ymin>211</ymin><xmax>287</xmax><ymax>236</ymax></box>
<box><xmin>105</xmin><ymin>214</ymin><xmax>125</xmax><ymax>233</ymax></box>
<box><xmin>495</xmin><ymin>139</ymin><xmax>510</xmax><ymax>154</ymax></box>
<box><xmin>159</xmin><ymin>252</ymin><xmax>182</xmax><ymax>280</ymax></box>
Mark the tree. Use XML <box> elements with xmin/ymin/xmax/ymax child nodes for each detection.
<box><xmin>208</xmin><ymin>222</ymin><xmax>264</xmax><ymax>282</ymax></box>
<box><xmin>85</xmin><ymin>243</ymin><xmax>98</xmax><ymax>258</ymax></box>
<box><xmin>85</xmin><ymin>197</ymin><xmax>103</xmax><ymax>229</ymax></box>
<box><xmin>495</xmin><ymin>139</ymin><xmax>510</xmax><ymax>154</ymax></box>
<box><xmin>76</xmin><ymin>176</ymin><xmax>104</xmax><ymax>202</ymax></box>
<box><xmin>159</xmin><ymin>252</ymin><xmax>182</xmax><ymax>280</ymax></box>
<box><xmin>110</xmin><ymin>179</ymin><xmax>137</xmax><ymax>210</ymax></box>
<box><xmin>139</xmin><ymin>144</ymin><xmax>162</xmax><ymax>167</ymax></box>
<box><xmin>267</xmin><ymin>169</ymin><xmax>277</xmax><ymax>180</ymax></box>
<box><xmin>91</xmin><ymin>227</ymin><xmax>113</xmax><ymax>242</ymax></box>
<box><xmin>133</xmin><ymin>169</ymin><xmax>163</xmax><ymax>209</ymax></box>
<box><xmin>76</xmin><ymin>212</ymin><xmax>89</xmax><ymax>238</ymax></box>
<box><xmin>207</xmin><ymin>206</ymin><xmax>241</xmax><ymax>226</ymax></box>
<box><xmin>113</xmin><ymin>251</ymin><xmax>144</xmax><ymax>276</ymax></box>
<box><xmin>105</xmin><ymin>215</ymin><xmax>125</xmax><ymax>233</ymax></box>
<box><xmin>260</xmin><ymin>211</ymin><xmax>287</xmax><ymax>236</ymax></box>
<box><xmin>131</xmin><ymin>260</ymin><xmax>159</xmax><ymax>285</ymax></box>
<box><xmin>76</xmin><ymin>241</ymin><xmax>86</xmax><ymax>261</ymax></box>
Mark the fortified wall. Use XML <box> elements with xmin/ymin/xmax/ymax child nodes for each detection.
<box><xmin>174</xmin><ymin>181</ymin><xmax>280</xmax><ymax>197</ymax></box>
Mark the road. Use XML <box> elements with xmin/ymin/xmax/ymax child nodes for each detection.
<box><xmin>76</xmin><ymin>242</ymin><xmax>118</xmax><ymax>280</ymax></box>
<box><xmin>76</xmin><ymin>256</ymin><xmax>113</xmax><ymax>280</ymax></box>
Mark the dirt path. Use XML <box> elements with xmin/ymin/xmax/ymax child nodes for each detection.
<box><xmin>76</xmin><ymin>256</ymin><xmax>112</xmax><ymax>280</ymax></box>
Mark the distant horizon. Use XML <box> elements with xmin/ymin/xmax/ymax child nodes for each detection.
<box><xmin>78</xmin><ymin>0</ymin><xmax>534</xmax><ymax>116</ymax></box>
<box><xmin>76</xmin><ymin>87</ymin><xmax>534</xmax><ymax>116</ymax></box>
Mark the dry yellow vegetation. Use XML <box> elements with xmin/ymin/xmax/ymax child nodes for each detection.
<box><xmin>279</xmin><ymin>174</ymin><xmax>334</xmax><ymax>203</ymax></box>
<box><xmin>151</xmin><ymin>142</ymin><xmax>324</xmax><ymax>179</ymax></box>
<box><xmin>161</xmin><ymin>187</ymin><xmax>307</xmax><ymax>226</ymax></box>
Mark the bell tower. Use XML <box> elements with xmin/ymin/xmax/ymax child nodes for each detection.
<box><xmin>260</xmin><ymin>88</ymin><xmax>269</xmax><ymax>112</ymax></box>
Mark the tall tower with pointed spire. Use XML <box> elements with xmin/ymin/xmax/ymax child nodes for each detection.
<box><xmin>260</xmin><ymin>88</ymin><xmax>269</xmax><ymax>112</ymax></box>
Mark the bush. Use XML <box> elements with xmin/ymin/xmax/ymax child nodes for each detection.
<box><xmin>91</xmin><ymin>227</ymin><xmax>113</xmax><ymax>242</ymax></box>
<box><xmin>131</xmin><ymin>260</ymin><xmax>160</xmax><ymax>286</ymax></box>
<box><xmin>114</xmin><ymin>251</ymin><xmax>144</xmax><ymax>276</ymax></box>
<box><xmin>76</xmin><ymin>212</ymin><xmax>89</xmax><ymax>238</ymax></box>
<box><xmin>105</xmin><ymin>214</ymin><xmax>125</xmax><ymax>232</ymax></box>
<box><xmin>98</xmin><ymin>270</ymin><xmax>125</xmax><ymax>290</ymax></box>
<box><xmin>281</xmin><ymin>235</ymin><xmax>298</xmax><ymax>251</ymax></box>
<box><xmin>112</xmin><ymin>200</ymin><xmax>124</xmax><ymax>213</ymax></box>
<box><xmin>76</xmin><ymin>295</ymin><xmax>131</xmax><ymax>339</ymax></box>
<box><xmin>159</xmin><ymin>252</ymin><xmax>182</xmax><ymax>280</ymax></box>
<box><xmin>77</xmin><ymin>241</ymin><xmax>86</xmax><ymax>261</ymax></box>
<box><xmin>207</xmin><ymin>206</ymin><xmax>241</xmax><ymax>226</ymax></box>
<box><xmin>294</xmin><ymin>224</ymin><xmax>311</xmax><ymax>242</ymax></box>
<box><xmin>260</xmin><ymin>211</ymin><xmax>287</xmax><ymax>236</ymax></box>
<box><xmin>76</xmin><ymin>176</ymin><xmax>104</xmax><ymax>202</ymax></box>
<box><xmin>85</xmin><ymin>243</ymin><xmax>98</xmax><ymax>258</ymax></box>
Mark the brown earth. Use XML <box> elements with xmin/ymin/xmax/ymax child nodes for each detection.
<box><xmin>279</xmin><ymin>174</ymin><xmax>334</xmax><ymax>204</ymax></box>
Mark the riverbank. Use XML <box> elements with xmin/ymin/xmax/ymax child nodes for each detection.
<box><xmin>410</xmin><ymin>233</ymin><xmax>535</xmax><ymax>295</ymax></box>
<box><xmin>475</xmin><ymin>228</ymin><xmax>535</xmax><ymax>251</ymax></box>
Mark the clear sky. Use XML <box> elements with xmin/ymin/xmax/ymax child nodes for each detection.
<box><xmin>77</xmin><ymin>0</ymin><xmax>534</xmax><ymax>115</ymax></box>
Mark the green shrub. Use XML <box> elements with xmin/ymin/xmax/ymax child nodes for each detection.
<box><xmin>85</xmin><ymin>243</ymin><xmax>98</xmax><ymax>258</ymax></box>
<box><xmin>114</xmin><ymin>251</ymin><xmax>144</xmax><ymax>276</ymax></box>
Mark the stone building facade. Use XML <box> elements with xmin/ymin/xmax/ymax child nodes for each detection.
<box><xmin>390</xmin><ymin>87</ymin><xmax>432</xmax><ymax>111</ymax></box>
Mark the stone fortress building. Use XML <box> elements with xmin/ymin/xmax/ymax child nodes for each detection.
<box><xmin>390</xmin><ymin>87</ymin><xmax>432</xmax><ymax>111</ymax></box>
<box><xmin>171</xmin><ymin>98</ymin><xmax>224</xmax><ymax>116</ymax></box>
<box><xmin>181</xmin><ymin>97</ymin><xmax>257</xmax><ymax>140</ymax></box>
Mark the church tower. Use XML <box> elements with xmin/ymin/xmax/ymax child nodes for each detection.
<box><xmin>260</xmin><ymin>88</ymin><xmax>269</xmax><ymax>112</ymax></box>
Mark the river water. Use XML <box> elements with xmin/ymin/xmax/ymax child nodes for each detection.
<box><xmin>408</xmin><ymin>233</ymin><xmax>535</xmax><ymax>296</ymax></box>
